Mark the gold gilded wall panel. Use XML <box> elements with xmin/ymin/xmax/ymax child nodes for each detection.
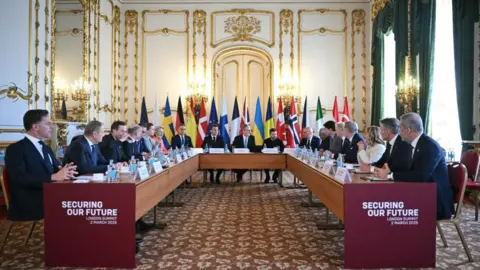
<box><xmin>351</xmin><ymin>9</ymin><xmax>366</xmax><ymax>128</ymax></box>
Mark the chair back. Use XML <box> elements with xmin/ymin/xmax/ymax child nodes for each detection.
<box><xmin>448</xmin><ymin>162</ymin><xmax>468</xmax><ymax>219</ymax></box>
<box><xmin>460</xmin><ymin>151</ymin><xmax>480</xmax><ymax>182</ymax></box>
<box><xmin>0</xmin><ymin>166</ymin><xmax>10</xmax><ymax>209</ymax></box>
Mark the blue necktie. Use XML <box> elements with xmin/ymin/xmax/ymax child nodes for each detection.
<box><xmin>39</xmin><ymin>141</ymin><xmax>54</xmax><ymax>174</ymax></box>
<box><xmin>91</xmin><ymin>145</ymin><xmax>98</xmax><ymax>165</ymax></box>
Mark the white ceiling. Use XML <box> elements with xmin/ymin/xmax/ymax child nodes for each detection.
<box><xmin>119</xmin><ymin>0</ymin><xmax>370</xmax><ymax>3</ymax></box>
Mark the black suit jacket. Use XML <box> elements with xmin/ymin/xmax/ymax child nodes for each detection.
<box><xmin>202</xmin><ymin>135</ymin><xmax>225</xmax><ymax>148</ymax></box>
<box><xmin>99</xmin><ymin>134</ymin><xmax>127</xmax><ymax>163</ymax></box>
<box><xmin>122</xmin><ymin>139</ymin><xmax>149</xmax><ymax>161</ymax></box>
<box><xmin>5</xmin><ymin>138</ymin><xmax>60</xmax><ymax>221</ymax></box>
<box><xmin>263</xmin><ymin>137</ymin><xmax>285</xmax><ymax>152</ymax></box>
<box><xmin>63</xmin><ymin>136</ymin><xmax>108</xmax><ymax>175</ymax></box>
<box><xmin>319</xmin><ymin>136</ymin><xmax>332</xmax><ymax>151</ymax></box>
<box><xmin>232</xmin><ymin>135</ymin><xmax>256</xmax><ymax>151</ymax></box>
<box><xmin>171</xmin><ymin>134</ymin><xmax>194</xmax><ymax>150</ymax></box>
<box><xmin>299</xmin><ymin>136</ymin><xmax>322</xmax><ymax>151</ymax></box>
<box><xmin>373</xmin><ymin>135</ymin><xmax>412</xmax><ymax>172</ymax></box>
<box><xmin>392</xmin><ymin>134</ymin><xmax>454</xmax><ymax>220</ymax></box>
<box><xmin>336</xmin><ymin>133</ymin><xmax>366</xmax><ymax>163</ymax></box>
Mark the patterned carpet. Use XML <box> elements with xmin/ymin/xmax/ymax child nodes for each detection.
<box><xmin>1</xmin><ymin>171</ymin><xmax>480</xmax><ymax>269</ymax></box>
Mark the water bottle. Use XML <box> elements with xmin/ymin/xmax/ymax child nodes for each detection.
<box><xmin>449</xmin><ymin>148</ymin><xmax>455</xmax><ymax>162</ymax></box>
<box><xmin>337</xmin><ymin>154</ymin><xmax>344</xmax><ymax>168</ymax></box>
<box><xmin>0</xmin><ymin>149</ymin><xmax>6</xmax><ymax>162</ymax></box>
<box><xmin>263</xmin><ymin>143</ymin><xmax>267</xmax><ymax>149</ymax></box>
<box><xmin>56</xmin><ymin>145</ymin><xmax>64</xmax><ymax>157</ymax></box>
<box><xmin>224</xmin><ymin>144</ymin><xmax>229</xmax><ymax>153</ymax></box>
<box><xmin>204</xmin><ymin>143</ymin><xmax>209</xmax><ymax>153</ymax></box>
<box><xmin>129</xmin><ymin>155</ymin><xmax>137</xmax><ymax>174</ymax></box>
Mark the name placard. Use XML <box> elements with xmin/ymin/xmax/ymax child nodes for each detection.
<box><xmin>261</xmin><ymin>148</ymin><xmax>279</xmax><ymax>154</ymax></box>
<box><xmin>182</xmin><ymin>152</ymin><xmax>189</xmax><ymax>160</ymax></box>
<box><xmin>322</xmin><ymin>160</ymin><xmax>334</xmax><ymax>174</ymax></box>
<box><xmin>233</xmin><ymin>148</ymin><xmax>250</xmax><ymax>154</ymax></box>
<box><xmin>152</xmin><ymin>161</ymin><xmax>163</xmax><ymax>173</ymax></box>
<box><xmin>209</xmin><ymin>148</ymin><xmax>224</xmax><ymax>154</ymax></box>
<box><xmin>137</xmin><ymin>166</ymin><xmax>149</xmax><ymax>180</ymax></box>
<box><xmin>176</xmin><ymin>154</ymin><xmax>183</xmax><ymax>163</ymax></box>
<box><xmin>334</xmin><ymin>167</ymin><xmax>351</xmax><ymax>182</ymax></box>
<box><xmin>283</xmin><ymin>148</ymin><xmax>295</xmax><ymax>155</ymax></box>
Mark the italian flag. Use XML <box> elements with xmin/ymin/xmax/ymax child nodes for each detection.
<box><xmin>316</xmin><ymin>97</ymin><xmax>324</xmax><ymax>134</ymax></box>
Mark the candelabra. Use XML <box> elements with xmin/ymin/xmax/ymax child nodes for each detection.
<box><xmin>53</xmin><ymin>78</ymin><xmax>69</xmax><ymax>119</ymax></box>
<box><xmin>70</xmin><ymin>79</ymin><xmax>90</xmax><ymax>122</ymax></box>
<box><xmin>396</xmin><ymin>74</ymin><xmax>419</xmax><ymax>113</ymax></box>
<box><xmin>276</xmin><ymin>77</ymin><xmax>299</xmax><ymax>121</ymax></box>
<box><xmin>186</xmin><ymin>79</ymin><xmax>209</xmax><ymax>120</ymax></box>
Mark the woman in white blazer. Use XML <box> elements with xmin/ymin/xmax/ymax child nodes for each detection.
<box><xmin>357</xmin><ymin>126</ymin><xmax>386</xmax><ymax>164</ymax></box>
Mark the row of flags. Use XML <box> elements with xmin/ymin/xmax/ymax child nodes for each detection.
<box><xmin>141</xmin><ymin>95</ymin><xmax>351</xmax><ymax>148</ymax></box>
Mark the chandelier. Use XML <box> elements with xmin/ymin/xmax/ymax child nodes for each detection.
<box><xmin>396</xmin><ymin>74</ymin><xmax>419</xmax><ymax>113</ymax></box>
<box><xmin>276</xmin><ymin>76</ymin><xmax>299</xmax><ymax>106</ymax></box>
<box><xmin>186</xmin><ymin>79</ymin><xmax>208</xmax><ymax>106</ymax></box>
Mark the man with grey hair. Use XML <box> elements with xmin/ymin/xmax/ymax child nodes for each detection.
<box><xmin>330</xmin><ymin>122</ymin><xmax>345</xmax><ymax>155</ymax></box>
<box><xmin>335</xmin><ymin>121</ymin><xmax>366</xmax><ymax>163</ymax></box>
<box><xmin>299</xmin><ymin>126</ymin><xmax>321</xmax><ymax>151</ymax></box>
<box><xmin>375</xmin><ymin>112</ymin><xmax>454</xmax><ymax>220</ymax></box>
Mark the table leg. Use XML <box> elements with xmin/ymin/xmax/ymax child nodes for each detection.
<box><xmin>278</xmin><ymin>171</ymin><xmax>284</xmax><ymax>188</ymax></box>
<box><xmin>300</xmin><ymin>190</ymin><xmax>325</xmax><ymax>207</ymax></box>
<box><xmin>316</xmin><ymin>209</ymin><xmax>344</xmax><ymax>230</ymax></box>
<box><xmin>152</xmin><ymin>206</ymin><xmax>167</xmax><ymax>229</ymax></box>
<box><xmin>157</xmin><ymin>191</ymin><xmax>184</xmax><ymax>207</ymax></box>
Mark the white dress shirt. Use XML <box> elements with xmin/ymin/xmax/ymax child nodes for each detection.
<box><xmin>243</xmin><ymin>136</ymin><xmax>249</xmax><ymax>147</ymax></box>
<box><xmin>388</xmin><ymin>134</ymin><xmax>398</xmax><ymax>154</ymax></box>
<box><xmin>25</xmin><ymin>134</ymin><xmax>52</xmax><ymax>163</ymax></box>
<box><xmin>410</xmin><ymin>133</ymin><xmax>423</xmax><ymax>158</ymax></box>
<box><xmin>357</xmin><ymin>143</ymin><xmax>386</xmax><ymax>164</ymax></box>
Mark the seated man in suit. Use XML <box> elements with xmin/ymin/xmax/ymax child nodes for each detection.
<box><xmin>320</xmin><ymin>121</ymin><xmax>336</xmax><ymax>152</ymax></box>
<box><xmin>330</xmin><ymin>122</ymin><xmax>345</xmax><ymax>155</ymax></box>
<box><xmin>64</xmin><ymin>120</ymin><xmax>121</xmax><ymax>175</ymax></box>
<box><xmin>231</xmin><ymin>124</ymin><xmax>256</xmax><ymax>182</ymax></box>
<box><xmin>99</xmin><ymin>120</ymin><xmax>129</xmax><ymax>163</ymax></box>
<box><xmin>171</xmin><ymin>124</ymin><xmax>194</xmax><ymax>150</ymax></box>
<box><xmin>263</xmin><ymin>128</ymin><xmax>285</xmax><ymax>183</ymax></box>
<box><xmin>375</xmin><ymin>113</ymin><xmax>454</xmax><ymax>220</ymax></box>
<box><xmin>123</xmin><ymin>125</ymin><xmax>150</xmax><ymax>161</ymax></box>
<box><xmin>360</xmin><ymin>118</ymin><xmax>412</xmax><ymax>172</ymax></box>
<box><xmin>5</xmin><ymin>109</ymin><xmax>77</xmax><ymax>221</ymax></box>
<box><xmin>336</xmin><ymin>121</ymin><xmax>366</xmax><ymax>163</ymax></box>
<box><xmin>202</xmin><ymin>124</ymin><xmax>225</xmax><ymax>184</ymax></box>
<box><xmin>299</xmin><ymin>126</ymin><xmax>321</xmax><ymax>151</ymax></box>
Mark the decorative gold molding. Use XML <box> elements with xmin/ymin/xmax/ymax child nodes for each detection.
<box><xmin>279</xmin><ymin>9</ymin><xmax>293</xmax><ymax>78</ymax></box>
<box><xmin>193</xmin><ymin>10</ymin><xmax>206</xmax><ymax>80</ymax></box>
<box><xmin>111</xmin><ymin>5</ymin><xmax>121</xmax><ymax>123</ymax></box>
<box><xmin>351</xmin><ymin>9</ymin><xmax>366</xmax><ymax>126</ymax></box>
<box><xmin>56</xmin><ymin>123</ymin><xmax>68</xmax><ymax>146</ymax></box>
<box><xmin>56</xmin><ymin>28</ymin><xmax>84</xmax><ymax>36</ymax></box>
<box><xmin>124</xmin><ymin>10</ymin><xmax>138</xmax><ymax>123</ymax></box>
<box><xmin>34</xmin><ymin>0</ymin><xmax>40</xmax><ymax>107</ymax></box>
<box><xmin>27</xmin><ymin>0</ymin><xmax>33</xmax><ymax>109</ymax></box>
<box><xmin>49</xmin><ymin>0</ymin><xmax>55</xmax><ymax>114</ymax></box>
<box><xmin>210</xmin><ymin>9</ymin><xmax>275</xmax><ymax>48</ymax></box>
<box><xmin>115</xmin><ymin>6</ymin><xmax>121</xmax><ymax>121</ymax></box>
<box><xmin>55</xmin><ymin>9</ymin><xmax>82</xmax><ymax>15</ymax></box>
<box><xmin>371</xmin><ymin>0</ymin><xmax>391</xmax><ymax>21</ymax></box>
<box><xmin>44</xmin><ymin>0</ymin><xmax>50</xmax><ymax>110</ymax></box>
<box><xmin>298</xmin><ymin>9</ymin><xmax>347</xmax><ymax>98</ymax></box>
<box><xmin>0</xmin><ymin>83</ymin><xmax>33</xmax><ymax>102</ymax></box>
<box><xmin>94</xmin><ymin>0</ymin><xmax>99</xmax><ymax>118</ymax></box>
<box><xmin>221</xmin><ymin>60</ymin><xmax>239</xmax><ymax>97</ymax></box>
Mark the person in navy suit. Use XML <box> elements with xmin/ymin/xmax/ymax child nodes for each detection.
<box><xmin>5</xmin><ymin>110</ymin><xmax>77</xmax><ymax>221</ymax></box>
<box><xmin>335</xmin><ymin>121</ymin><xmax>366</xmax><ymax>163</ymax></box>
<box><xmin>375</xmin><ymin>113</ymin><xmax>454</xmax><ymax>220</ymax></box>
<box><xmin>99</xmin><ymin>120</ymin><xmax>129</xmax><ymax>163</ymax></box>
<box><xmin>64</xmin><ymin>120</ymin><xmax>120</xmax><ymax>175</ymax></box>
<box><xmin>299</xmin><ymin>127</ymin><xmax>321</xmax><ymax>151</ymax></box>
<box><xmin>231</xmin><ymin>125</ymin><xmax>256</xmax><ymax>182</ymax></box>
<box><xmin>202</xmin><ymin>124</ymin><xmax>225</xmax><ymax>183</ymax></box>
<box><xmin>171</xmin><ymin>124</ymin><xmax>194</xmax><ymax>150</ymax></box>
<box><xmin>123</xmin><ymin>124</ymin><xmax>150</xmax><ymax>161</ymax></box>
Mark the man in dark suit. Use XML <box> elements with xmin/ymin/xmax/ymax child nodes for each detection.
<box><xmin>231</xmin><ymin>124</ymin><xmax>256</xmax><ymax>182</ymax></box>
<box><xmin>263</xmin><ymin>128</ymin><xmax>285</xmax><ymax>183</ymax></box>
<box><xmin>202</xmin><ymin>124</ymin><xmax>225</xmax><ymax>183</ymax></box>
<box><xmin>360</xmin><ymin>118</ymin><xmax>411</xmax><ymax>172</ymax></box>
<box><xmin>320</xmin><ymin>121</ymin><xmax>336</xmax><ymax>152</ymax></box>
<box><xmin>5</xmin><ymin>110</ymin><xmax>77</xmax><ymax>221</ymax></box>
<box><xmin>99</xmin><ymin>120</ymin><xmax>128</xmax><ymax>163</ymax></box>
<box><xmin>330</xmin><ymin>122</ymin><xmax>345</xmax><ymax>155</ymax></box>
<box><xmin>171</xmin><ymin>124</ymin><xmax>194</xmax><ymax>150</ymax></box>
<box><xmin>64</xmin><ymin>121</ymin><xmax>121</xmax><ymax>175</ymax></box>
<box><xmin>123</xmin><ymin>125</ymin><xmax>150</xmax><ymax>161</ymax></box>
<box><xmin>336</xmin><ymin>121</ymin><xmax>366</xmax><ymax>163</ymax></box>
<box><xmin>375</xmin><ymin>113</ymin><xmax>454</xmax><ymax>220</ymax></box>
<box><xmin>299</xmin><ymin>127</ymin><xmax>321</xmax><ymax>151</ymax></box>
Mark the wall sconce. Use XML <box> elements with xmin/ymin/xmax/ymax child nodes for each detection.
<box><xmin>70</xmin><ymin>78</ymin><xmax>90</xmax><ymax>122</ymax></box>
<box><xmin>276</xmin><ymin>76</ymin><xmax>299</xmax><ymax>106</ymax></box>
<box><xmin>0</xmin><ymin>82</ymin><xmax>33</xmax><ymax>102</ymax></box>
<box><xmin>53</xmin><ymin>78</ymin><xmax>69</xmax><ymax>119</ymax></box>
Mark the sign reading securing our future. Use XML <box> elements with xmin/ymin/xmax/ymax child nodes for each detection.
<box><xmin>62</xmin><ymin>201</ymin><xmax>118</xmax><ymax>225</ymax></box>
<box><xmin>362</xmin><ymin>201</ymin><xmax>419</xmax><ymax>226</ymax></box>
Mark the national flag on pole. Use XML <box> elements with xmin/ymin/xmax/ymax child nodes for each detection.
<box><xmin>153</xmin><ymin>93</ymin><xmax>160</xmax><ymax>126</ymax></box>
<box><xmin>301</xmin><ymin>96</ymin><xmax>310</xmax><ymax>138</ymax></box>
<box><xmin>175</xmin><ymin>96</ymin><xmax>185</xmax><ymax>133</ymax></box>
<box><xmin>342</xmin><ymin>96</ymin><xmax>351</xmax><ymax>122</ymax></box>
<box><xmin>290</xmin><ymin>97</ymin><xmax>301</xmax><ymax>144</ymax></box>
<box><xmin>264</xmin><ymin>97</ymin><xmax>274</xmax><ymax>138</ymax></box>
<box><xmin>276</xmin><ymin>98</ymin><xmax>286</xmax><ymax>143</ymax></box>
<box><xmin>196</xmin><ymin>98</ymin><xmax>208</xmax><ymax>147</ymax></box>
<box><xmin>240</xmin><ymin>97</ymin><xmax>249</xmax><ymax>135</ymax></box>
<box><xmin>332</xmin><ymin>96</ymin><xmax>340</xmax><ymax>122</ymax></box>
<box><xmin>315</xmin><ymin>97</ymin><xmax>324</xmax><ymax>134</ymax></box>
<box><xmin>220</xmin><ymin>98</ymin><xmax>230</xmax><ymax>146</ymax></box>
<box><xmin>186</xmin><ymin>97</ymin><xmax>197</xmax><ymax>147</ymax></box>
<box><xmin>140</xmin><ymin>97</ymin><xmax>149</xmax><ymax>125</ymax></box>
<box><xmin>231</xmin><ymin>97</ymin><xmax>240</xmax><ymax>138</ymax></box>
<box><xmin>161</xmin><ymin>97</ymin><xmax>174</xmax><ymax>148</ymax></box>
<box><xmin>253</xmin><ymin>97</ymin><xmax>264</xmax><ymax>145</ymax></box>
<box><xmin>208</xmin><ymin>97</ymin><xmax>218</xmax><ymax>134</ymax></box>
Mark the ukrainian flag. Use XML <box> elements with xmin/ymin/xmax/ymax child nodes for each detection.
<box><xmin>264</xmin><ymin>96</ymin><xmax>274</xmax><ymax>138</ymax></box>
<box><xmin>162</xmin><ymin>97</ymin><xmax>175</xmax><ymax>148</ymax></box>
<box><xmin>253</xmin><ymin>97</ymin><xmax>264</xmax><ymax>145</ymax></box>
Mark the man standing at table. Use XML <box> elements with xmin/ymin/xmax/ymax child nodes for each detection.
<box><xmin>99</xmin><ymin>120</ymin><xmax>128</xmax><ymax>163</ymax></box>
<box><xmin>63</xmin><ymin>121</ymin><xmax>121</xmax><ymax>175</ymax></box>
<box><xmin>123</xmin><ymin>125</ymin><xmax>150</xmax><ymax>161</ymax></box>
<box><xmin>299</xmin><ymin>126</ymin><xmax>321</xmax><ymax>151</ymax></box>
<box><xmin>263</xmin><ymin>128</ymin><xmax>284</xmax><ymax>183</ymax></box>
<box><xmin>231</xmin><ymin>125</ymin><xmax>256</xmax><ymax>182</ymax></box>
<box><xmin>202</xmin><ymin>124</ymin><xmax>225</xmax><ymax>184</ymax></box>
<box><xmin>171</xmin><ymin>124</ymin><xmax>194</xmax><ymax>150</ymax></box>
<box><xmin>375</xmin><ymin>113</ymin><xmax>454</xmax><ymax>220</ymax></box>
<box><xmin>5</xmin><ymin>110</ymin><xmax>77</xmax><ymax>221</ymax></box>
<box><xmin>335</xmin><ymin>121</ymin><xmax>366</xmax><ymax>163</ymax></box>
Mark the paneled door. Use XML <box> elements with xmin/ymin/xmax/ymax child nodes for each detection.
<box><xmin>213</xmin><ymin>47</ymin><xmax>273</xmax><ymax>135</ymax></box>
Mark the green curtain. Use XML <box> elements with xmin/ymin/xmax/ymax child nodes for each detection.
<box><xmin>411</xmin><ymin>0</ymin><xmax>436</xmax><ymax>134</ymax></box>
<box><xmin>394</xmin><ymin>0</ymin><xmax>409</xmax><ymax>117</ymax></box>
<box><xmin>453</xmin><ymin>0</ymin><xmax>479</xmax><ymax>152</ymax></box>
<box><xmin>371</xmin><ymin>3</ymin><xmax>395</xmax><ymax>125</ymax></box>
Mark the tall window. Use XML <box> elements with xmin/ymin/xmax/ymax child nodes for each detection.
<box><xmin>430</xmin><ymin>0</ymin><xmax>462</xmax><ymax>157</ymax></box>
<box><xmin>383</xmin><ymin>32</ymin><xmax>397</xmax><ymax>118</ymax></box>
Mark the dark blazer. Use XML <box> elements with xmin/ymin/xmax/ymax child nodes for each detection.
<box><xmin>336</xmin><ymin>133</ymin><xmax>366</xmax><ymax>163</ymax></box>
<box><xmin>202</xmin><ymin>135</ymin><xmax>225</xmax><ymax>149</ymax></box>
<box><xmin>299</xmin><ymin>136</ymin><xmax>321</xmax><ymax>151</ymax></box>
<box><xmin>392</xmin><ymin>134</ymin><xmax>454</xmax><ymax>220</ymax></box>
<box><xmin>263</xmin><ymin>137</ymin><xmax>285</xmax><ymax>152</ymax></box>
<box><xmin>123</xmin><ymin>139</ymin><xmax>149</xmax><ymax>161</ymax></box>
<box><xmin>319</xmin><ymin>136</ymin><xmax>332</xmax><ymax>152</ymax></box>
<box><xmin>373</xmin><ymin>135</ymin><xmax>412</xmax><ymax>172</ymax></box>
<box><xmin>63</xmin><ymin>136</ymin><xmax>108</xmax><ymax>175</ymax></box>
<box><xmin>330</xmin><ymin>135</ymin><xmax>343</xmax><ymax>154</ymax></box>
<box><xmin>232</xmin><ymin>135</ymin><xmax>256</xmax><ymax>151</ymax></box>
<box><xmin>5</xmin><ymin>138</ymin><xmax>60</xmax><ymax>221</ymax></box>
<box><xmin>171</xmin><ymin>134</ymin><xmax>194</xmax><ymax>150</ymax></box>
<box><xmin>99</xmin><ymin>134</ymin><xmax>127</xmax><ymax>163</ymax></box>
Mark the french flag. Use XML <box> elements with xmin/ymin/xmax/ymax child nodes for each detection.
<box><xmin>240</xmin><ymin>96</ymin><xmax>249</xmax><ymax>134</ymax></box>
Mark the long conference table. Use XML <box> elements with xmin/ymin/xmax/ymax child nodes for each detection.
<box><xmin>43</xmin><ymin>153</ymin><xmax>437</xmax><ymax>269</ymax></box>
